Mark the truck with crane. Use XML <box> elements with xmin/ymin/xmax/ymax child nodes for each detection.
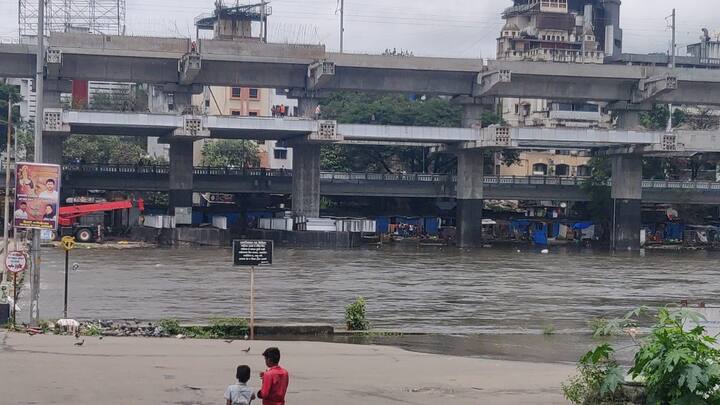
<box><xmin>57</xmin><ymin>198</ymin><xmax>144</xmax><ymax>242</ymax></box>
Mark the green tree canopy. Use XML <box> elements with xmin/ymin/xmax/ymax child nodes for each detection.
<box><xmin>63</xmin><ymin>135</ymin><xmax>147</xmax><ymax>164</ymax></box>
<box><xmin>201</xmin><ymin>140</ymin><xmax>260</xmax><ymax>167</ymax></box>
<box><xmin>319</xmin><ymin>92</ymin><xmax>515</xmax><ymax>173</ymax></box>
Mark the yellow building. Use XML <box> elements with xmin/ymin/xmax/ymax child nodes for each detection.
<box><xmin>497</xmin><ymin>151</ymin><xmax>591</xmax><ymax>177</ymax></box>
<box><xmin>192</xmin><ymin>86</ymin><xmax>292</xmax><ymax>169</ymax></box>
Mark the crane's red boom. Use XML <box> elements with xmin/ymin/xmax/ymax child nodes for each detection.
<box><xmin>58</xmin><ymin>199</ymin><xmax>144</xmax><ymax>227</ymax></box>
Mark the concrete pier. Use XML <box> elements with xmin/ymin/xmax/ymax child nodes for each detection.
<box><xmin>291</xmin><ymin>143</ymin><xmax>321</xmax><ymax>218</ymax></box>
<box><xmin>456</xmin><ymin>150</ymin><xmax>484</xmax><ymax>248</ymax></box>
<box><xmin>168</xmin><ymin>141</ymin><xmax>194</xmax><ymax>211</ymax></box>
<box><xmin>42</xmin><ymin>81</ymin><xmax>68</xmax><ymax>165</ymax></box>
<box><xmin>611</xmin><ymin>153</ymin><xmax>643</xmax><ymax>251</ymax></box>
<box><xmin>611</xmin><ymin>110</ymin><xmax>644</xmax><ymax>251</ymax></box>
<box><xmin>291</xmin><ymin>98</ymin><xmax>322</xmax><ymax>218</ymax></box>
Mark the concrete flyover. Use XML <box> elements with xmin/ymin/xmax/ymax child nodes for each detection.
<box><xmin>3</xmin><ymin>164</ymin><xmax>716</xmax><ymax>205</ymax></box>
<box><xmin>47</xmin><ymin>109</ymin><xmax>714</xmax><ymax>150</ymax></box>
<box><xmin>42</xmin><ymin>110</ymin><xmax>720</xmax><ymax>155</ymax></box>
<box><xmin>2</xmin><ymin>32</ymin><xmax>720</xmax><ymax>105</ymax></box>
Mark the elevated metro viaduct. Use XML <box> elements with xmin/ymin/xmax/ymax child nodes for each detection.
<box><xmin>6</xmin><ymin>33</ymin><xmax>720</xmax><ymax>249</ymax></box>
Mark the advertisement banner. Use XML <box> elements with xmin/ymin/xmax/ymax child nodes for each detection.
<box><xmin>14</xmin><ymin>162</ymin><xmax>61</xmax><ymax>230</ymax></box>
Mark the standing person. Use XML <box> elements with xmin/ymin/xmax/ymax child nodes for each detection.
<box><xmin>257</xmin><ymin>347</ymin><xmax>289</xmax><ymax>405</ymax></box>
<box><xmin>279</xmin><ymin>104</ymin><xmax>286</xmax><ymax>118</ymax></box>
<box><xmin>314</xmin><ymin>104</ymin><xmax>321</xmax><ymax>120</ymax></box>
<box><xmin>225</xmin><ymin>365</ymin><xmax>256</xmax><ymax>405</ymax></box>
<box><xmin>271</xmin><ymin>105</ymin><xmax>276</xmax><ymax>118</ymax></box>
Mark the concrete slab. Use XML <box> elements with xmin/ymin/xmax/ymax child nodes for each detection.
<box><xmin>0</xmin><ymin>332</ymin><xmax>574</xmax><ymax>405</ymax></box>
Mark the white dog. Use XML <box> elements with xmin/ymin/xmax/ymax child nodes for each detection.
<box><xmin>56</xmin><ymin>319</ymin><xmax>80</xmax><ymax>335</ymax></box>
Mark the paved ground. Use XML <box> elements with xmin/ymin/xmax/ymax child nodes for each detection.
<box><xmin>0</xmin><ymin>331</ymin><xmax>574</xmax><ymax>404</ymax></box>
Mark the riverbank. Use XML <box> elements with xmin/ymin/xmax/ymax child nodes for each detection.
<box><xmin>0</xmin><ymin>331</ymin><xmax>574</xmax><ymax>404</ymax></box>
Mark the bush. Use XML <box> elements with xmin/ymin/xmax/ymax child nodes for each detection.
<box><xmin>562</xmin><ymin>344</ymin><xmax>625</xmax><ymax>404</ymax></box>
<box><xmin>158</xmin><ymin>319</ymin><xmax>181</xmax><ymax>335</ymax></box>
<box><xmin>629</xmin><ymin>308</ymin><xmax>720</xmax><ymax>404</ymax></box>
<box><xmin>345</xmin><ymin>297</ymin><xmax>370</xmax><ymax>331</ymax></box>
<box><xmin>567</xmin><ymin>306</ymin><xmax>720</xmax><ymax>404</ymax></box>
<box><xmin>208</xmin><ymin>317</ymin><xmax>249</xmax><ymax>338</ymax></box>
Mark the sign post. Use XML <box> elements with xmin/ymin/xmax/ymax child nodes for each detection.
<box><xmin>61</xmin><ymin>236</ymin><xmax>75</xmax><ymax>319</ymax></box>
<box><xmin>5</xmin><ymin>251</ymin><xmax>28</xmax><ymax>325</ymax></box>
<box><xmin>233</xmin><ymin>240</ymin><xmax>273</xmax><ymax>340</ymax></box>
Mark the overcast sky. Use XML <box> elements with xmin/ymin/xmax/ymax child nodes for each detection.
<box><xmin>1</xmin><ymin>0</ymin><xmax>719</xmax><ymax>58</ymax></box>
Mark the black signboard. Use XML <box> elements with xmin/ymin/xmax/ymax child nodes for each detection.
<box><xmin>233</xmin><ymin>240</ymin><xmax>273</xmax><ymax>266</ymax></box>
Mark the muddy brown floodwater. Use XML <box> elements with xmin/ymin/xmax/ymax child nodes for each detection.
<box><xmin>15</xmin><ymin>245</ymin><xmax>720</xmax><ymax>362</ymax></box>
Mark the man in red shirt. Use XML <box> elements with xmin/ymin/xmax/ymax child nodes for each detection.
<box><xmin>258</xmin><ymin>347</ymin><xmax>289</xmax><ymax>405</ymax></box>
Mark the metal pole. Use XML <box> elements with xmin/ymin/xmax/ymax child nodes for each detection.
<box><xmin>30</xmin><ymin>0</ymin><xmax>45</xmax><ymax>327</ymax></box>
<box><xmin>249</xmin><ymin>266</ymin><xmax>255</xmax><ymax>340</ymax></box>
<box><xmin>12</xmin><ymin>272</ymin><xmax>17</xmax><ymax>326</ymax></box>
<box><xmin>3</xmin><ymin>97</ymin><xmax>11</xmax><ymax>285</ymax></box>
<box><xmin>63</xmin><ymin>249</ymin><xmax>69</xmax><ymax>318</ymax></box>
<box><xmin>667</xmin><ymin>9</ymin><xmax>676</xmax><ymax>133</ymax></box>
<box><xmin>339</xmin><ymin>0</ymin><xmax>344</xmax><ymax>53</ymax></box>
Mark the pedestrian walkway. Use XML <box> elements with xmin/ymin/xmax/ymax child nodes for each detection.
<box><xmin>0</xmin><ymin>332</ymin><xmax>573</xmax><ymax>404</ymax></box>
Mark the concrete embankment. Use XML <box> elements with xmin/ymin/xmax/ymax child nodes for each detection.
<box><xmin>0</xmin><ymin>331</ymin><xmax>575</xmax><ymax>405</ymax></box>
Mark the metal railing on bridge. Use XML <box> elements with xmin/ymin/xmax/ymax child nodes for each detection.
<box><xmin>14</xmin><ymin>164</ymin><xmax>720</xmax><ymax>191</ymax></box>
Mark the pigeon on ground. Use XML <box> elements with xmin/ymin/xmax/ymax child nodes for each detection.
<box><xmin>74</xmin><ymin>339</ymin><xmax>85</xmax><ymax>346</ymax></box>
<box><xmin>241</xmin><ymin>347</ymin><xmax>251</xmax><ymax>353</ymax></box>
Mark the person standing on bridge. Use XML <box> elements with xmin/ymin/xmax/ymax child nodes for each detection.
<box><xmin>314</xmin><ymin>105</ymin><xmax>321</xmax><ymax>120</ymax></box>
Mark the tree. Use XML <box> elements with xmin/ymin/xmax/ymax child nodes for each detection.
<box><xmin>63</xmin><ymin>135</ymin><xmax>147</xmax><ymax>164</ymax></box>
<box><xmin>639</xmin><ymin>105</ymin><xmax>686</xmax><ymax>130</ymax></box>
<box><xmin>319</xmin><ymin>92</ymin><xmax>517</xmax><ymax>173</ymax></box>
<box><xmin>201</xmin><ymin>140</ymin><xmax>260</xmax><ymax>167</ymax></box>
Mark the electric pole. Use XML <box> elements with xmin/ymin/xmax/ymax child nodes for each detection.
<box><xmin>339</xmin><ymin>0</ymin><xmax>344</xmax><ymax>53</ymax></box>
<box><xmin>3</xmin><ymin>95</ymin><xmax>13</xmax><ymax>280</ymax></box>
<box><xmin>667</xmin><ymin>8</ymin><xmax>676</xmax><ymax>133</ymax></box>
<box><xmin>30</xmin><ymin>0</ymin><xmax>45</xmax><ymax>326</ymax></box>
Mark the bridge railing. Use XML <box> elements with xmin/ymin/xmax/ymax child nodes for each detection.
<box><xmin>26</xmin><ymin>164</ymin><xmax>720</xmax><ymax>191</ymax></box>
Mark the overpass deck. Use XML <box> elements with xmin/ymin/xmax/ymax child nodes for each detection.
<box><xmin>55</xmin><ymin>110</ymin><xmax>689</xmax><ymax>149</ymax></box>
<box><xmin>4</xmin><ymin>32</ymin><xmax>720</xmax><ymax>105</ymax></box>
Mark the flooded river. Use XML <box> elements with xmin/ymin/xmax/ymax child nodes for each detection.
<box><xmin>16</xmin><ymin>245</ymin><xmax>720</xmax><ymax>337</ymax></box>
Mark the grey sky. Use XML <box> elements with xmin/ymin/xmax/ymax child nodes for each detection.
<box><xmin>1</xmin><ymin>0</ymin><xmax>719</xmax><ymax>59</ymax></box>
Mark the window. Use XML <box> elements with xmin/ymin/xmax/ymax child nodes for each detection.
<box><xmin>274</xmin><ymin>149</ymin><xmax>288</xmax><ymax>160</ymax></box>
<box><xmin>231</xmin><ymin>87</ymin><xmax>242</xmax><ymax>98</ymax></box>
<box><xmin>249</xmin><ymin>111</ymin><xmax>258</xmax><ymax>117</ymax></box>
<box><xmin>576</xmin><ymin>165</ymin><xmax>591</xmax><ymax>177</ymax></box>
<box><xmin>231</xmin><ymin>110</ymin><xmax>241</xmax><ymax>116</ymax></box>
<box><xmin>555</xmin><ymin>164</ymin><xmax>570</xmax><ymax>177</ymax></box>
<box><xmin>532</xmin><ymin>163</ymin><xmax>548</xmax><ymax>176</ymax></box>
<box><xmin>249</xmin><ymin>88</ymin><xmax>259</xmax><ymax>99</ymax></box>
<box><xmin>205</xmin><ymin>99</ymin><xmax>210</xmax><ymax>107</ymax></box>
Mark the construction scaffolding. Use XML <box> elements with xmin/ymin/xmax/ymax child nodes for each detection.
<box><xmin>18</xmin><ymin>0</ymin><xmax>127</xmax><ymax>38</ymax></box>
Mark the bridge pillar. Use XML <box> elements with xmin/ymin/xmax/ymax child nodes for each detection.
<box><xmin>168</xmin><ymin>141</ymin><xmax>195</xmax><ymax>214</ymax></box>
<box><xmin>456</xmin><ymin>150</ymin><xmax>484</xmax><ymax>248</ymax></box>
<box><xmin>611</xmin><ymin>154</ymin><xmax>642</xmax><ymax>251</ymax></box>
<box><xmin>292</xmin><ymin>143</ymin><xmax>321</xmax><ymax>218</ymax></box>
<box><xmin>41</xmin><ymin>80</ymin><xmax>71</xmax><ymax>165</ymax></box>
<box><xmin>462</xmin><ymin>103</ymin><xmax>488</xmax><ymax>128</ymax></box>
<box><xmin>610</xmin><ymin>110</ymin><xmax>644</xmax><ymax>251</ymax></box>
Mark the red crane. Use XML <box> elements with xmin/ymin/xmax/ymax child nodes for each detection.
<box><xmin>58</xmin><ymin>199</ymin><xmax>144</xmax><ymax>242</ymax></box>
